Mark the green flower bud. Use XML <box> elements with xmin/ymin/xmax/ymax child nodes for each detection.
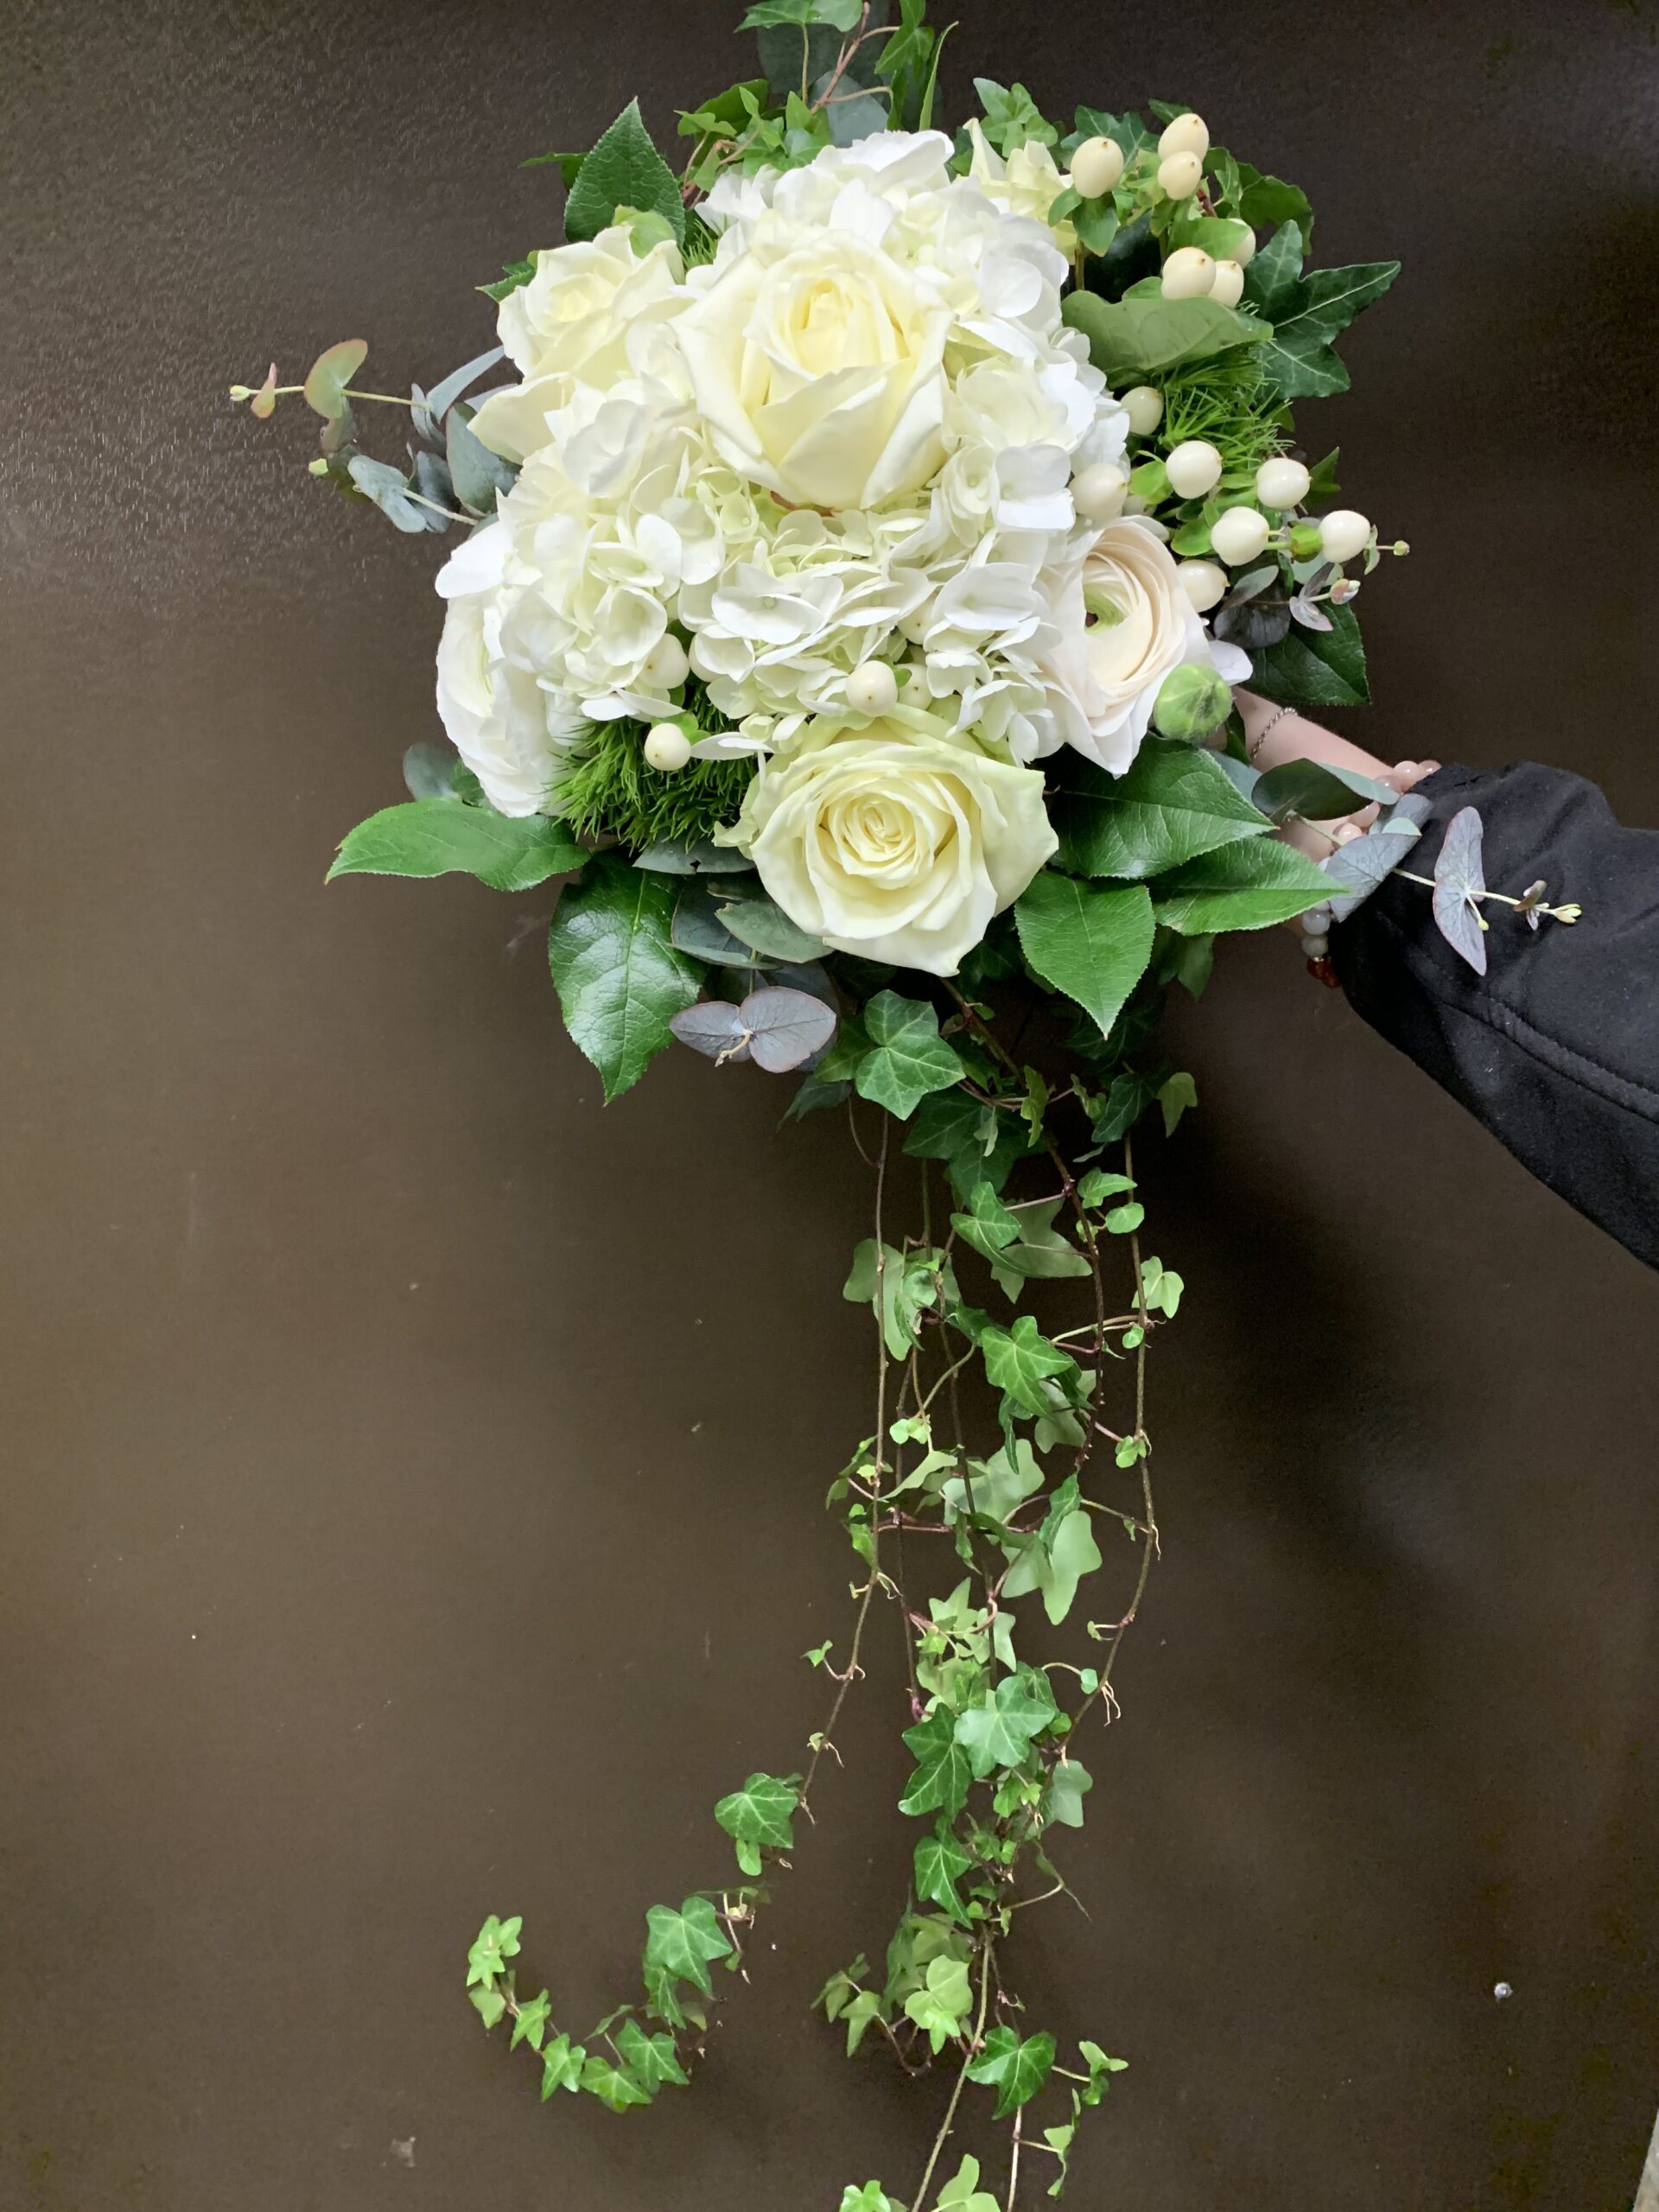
<box><xmin>1153</xmin><ymin>663</ymin><xmax>1232</xmax><ymax>741</ymax></box>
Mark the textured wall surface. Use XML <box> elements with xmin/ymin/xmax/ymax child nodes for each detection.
<box><xmin>3</xmin><ymin>3</ymin><xmax>1658</xmax><ymax>2208</ymax></box>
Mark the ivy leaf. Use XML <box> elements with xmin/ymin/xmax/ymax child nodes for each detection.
<box><xmin>714</xmin><ymin>1771</ymin><xmax>799</xmax><ymax>1877</ymax></box>
<box><xmin>973</xmin><ymin>77</ymin><xmax>1057</xmax><ymax>152</ymax></box>
<box><xmin>1151</xmin><ymin>840</ymin><xmax>1336</xmax><ymax>936</ymax></box>
<box><xmin>905</xmin><ymin>1087</ymin><xmax>1030</xmax><ymax>1199</ymax></box>
<box><xmin>1239</xmin><ymin>216</ymin><xmax>1305</xmax><ymax>321</ymax></box>
<box><xmin>903</xmin><ymin>1955</ymin><xmax>975</xmax><ymax>2052</ymax></box>
<box><xmin>1236</xmin><ymin>163</ymin><xmax>1315</xmax><ymax>244</ymax></box>
<box><xmin>950</xmin><ymin>1181</ymin><xmax>1021</xmax><ymax>1261</ymax></box>
<box><xmin>914</xmin><ymin>1823</ymin><xmax>975</xmax><ymax>1924</ymax></box>
<box><xmin>978</xmin><ymin>1199</ymin><xmax>1092</xmax><ymax>1304</ymax></box>
<box><xmin>839</xmin><ymin>2185</ymin><xmax>902</xmax><ymax>2212</ymax></box>
<box><xmin>547</xmin><ymin>856</ymin><xmax>704</xmax><ymax>1100</ymax></box>
<box><xmin>935</xmin><ymin>2154</ymin><xmax>1001</xmax><ymax>2211</ymax></box>
<box><xmin>580</xmin><ymin>2052</ymin><xmax>654</xmax><ymax>2111</ymax></box>
<box><xmin>942</xmin><ymin>1438</ymin><xmax>1045</xmax><ymax>1529</ymax></box>
<box><xmin>899</xmin><ymin>1706</ymin><xmax>975</xmax><ymax>1819</ymax></box>
<box><xmin>967</xmin><ymin>2024</ymin><xmax>1058</xmax><ymax>2119</ymax></box>
<box><xmin>538</xmin><ymin>2032</ymin><xmax>585</xmax><ymax>2097</ymax></box>
<box><xmin>642</xmin><ymin>1897</ymin><xmax>733</xmax><ymax>1999</ymax></box>
<box><xmin>1050</xmin><ymin>741</ymin><xmax>1271</xmax><ymax>879</ymax></box>
<box><xmin>1045</xmin><ymin>1760</ymin><xmax>1094</xmax><ymax>1830</ymax></box>
<box><xmin>1077</xmin><ymin>2038</ymin><xmax>1129</xmax><ymax>2107</ymax></box>
<box><xmin>467</xmin><ymin>1914</ymin><xmax>522</xmax><ymax>1986</ymax></box>
<box><xmin>953</xmin><ymin>1667</ymin><xmax>1058</xmax><ymax>1777</ymax></box>
<box><xmin>1072</xmin><ymin>105</ymin><xmax>1154</xmax><ymax>158</ymax></box>
<box><xmin>842</xmin><ymin>1988</ymin><xmax>886</xmax><ymax>2057</ymax></box>
<box><xmin>1014</xmin><ymin>876</ymin><xmax>1154</xmax><ymax>1039</ymax></box>
<box><xmin>563</xmin><ymin>99</ymin><xmax>685</xmax><ymax>247</ymax></box>
<box><xmin>614</xmin><ymin>2018</ymin><xmax>690</xmax><ymax>2091</ymax></box>
<box><xmin>855</xmin><ymin>992</ymin><xmax>964</xmax><ymax>1119</ymax></box>
<box><xmin>1001</xmin><ymin>1500</ymin><xmax>1103</xmax><ymax>1625</ymax></box>
<box><xmin>509</xmin><ymin>1988</ymin><xmax>552</xmax><ymax>2051</ymax></box>
<box><xmin>843</xmin><ymin>1239</ymin><xmax>940</xmax><ymax>1361</ymax></box>
<box><xmin>980</xmin><ymin>1316</ymin><xmax>1081</xmax><ymax>1419</ymax></box>
<box><xmin>329</xmin><ymin>801</ymin><xmax>584</xmax><ymax>892</ymax></box>
<box><xmin>1158</xmin><ymin>1070</ymin><xmax>1198</xmax><ymax>1136</ymax></box>
<box><xmin>1248</xmin><ymin>600</ymin><xmax>1370</xmax><ymax>708</ymax></box>
<box><xmin>1245</xmin><ymin>223</ymin><xmax>1400</xmax><ymax>401</ymax></box>
<box><xmin>468</xmin><ymin>1984</ymin><xmax>506</xmax><ymax>2029</ymax></box>
<box><xmin>1062</xmin><ymin>290</ymin><xmax>1271</xmax><ymax>378</ymax></box>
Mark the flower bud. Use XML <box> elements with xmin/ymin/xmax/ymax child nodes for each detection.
<box><xmin>1165</xmin><ymin>439</ymin><xmax>1224</xmax><ymax>498</ymax></box>
<box><xmin>1072</xmin><ymin>461</ymin><xmax>1128</xmax><ymax>523</ymax></box>
<box><xmin>1319</xmin><ymin>510</ymin><xmax>1372</xmax><ymax>564</ymax></box>
<box><xmin>1158</xmin><ymin>151</ymin><xmax>1205</xmax><ymax>201</ymax></box>
<box><xmin>1120</xmin><ymin>384</ymin><xmax>1164</xmax><ymax>436</ymax></box>
<box><xmin>1070</xmin><ymin>135</ymin><xmax>1125</xmax><ymax>199</ymax></box>
<box><xmin>1210</xmin><ymin>505</ymin><xmax>1273</xmax><ymax>565</ymax></box>
<box><xmin>846</xmin><ymin>660</ymin><xmax>899</xmax><ymax>716</ymax></box>
<box><xmin>1160</xmin><ymin>245</ymin><xmax>1214</xmax><ymax>298</ymax></box>
<box><xmin>1255</xmin><ymin>456</ymin><xmax>1312</xmax><ymax>510</ymax></box>
<box><xmin>644</xmin><ymin>722</ymin><xmax>693</xmax><ymax>773</ymax></box>
<box><xmin>1176</xmin><ymin>559</ymin><xmax>1228</xmax><ymax>613</ymax></box>
<box><xmin>1153</xmin><ymin>663</ymin><xmax>1233</xmax><ymax>741</ymax></box>
<box><xmin>1208</xmin><ymin>258</ymin><xmax>1245</xmax><ymax>308</ymax></box>
<box><xmin>1158</xmin><ymin>111</ymin><xmax>1211</xmax><ymax>162</ymax></box>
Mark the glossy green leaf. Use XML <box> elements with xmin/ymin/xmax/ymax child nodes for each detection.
<box><xmin>509</xmin><ymin>1988</ymin><xmax>551</xmax><ymax>2051</ymax></box>
<box><xmin>547</xmin><ymin>856</ymin><xmax>704</xmax><ymax>1100</ymax></box>
<box><xmin>980</xmin><ymin>1316</ymin><xmax>1081</xmax><ymax>1418</ymax></box>
<box><xmin>1248</xmin><ymin>600</ymin><xmax>1370</xmax><ymax>708</ymax></box>
<box><xmin>580</xmin><ymin>2052</ymin><xmax>653</xmax><ymax>2110</ymax></box>
<box><xmin>1252</xmin><ymin>755</ymin><xmax>1395</xmax><ymax>824</ymax></box>
<box><xmin>302</xmin><ymin>338</ymin><xmax>366</xmax><ymax>421</ymax></box>
<box><xmin>899</xmin><ymin>1706</ymin><xmax>975</xmax><ymax>1819</ymax></box>
<box><xmin>914</xmin><ymin>1824</ymin><xmax>974</xmax><ymax>1923</ymax></box>
<box><xmin>1051</xmin><ymin>741</ymin><xmax>1271</xmax><ymax>879</ymax></box>
<box><xmin>1151</xmin><ymin>839</ymin><xmax>1336</xmax><ymax>935</ymax></box>
<box><xmin>854</xmin><ymin>992</ymin><xmax>964</xmax><ymax>1119</ymax></box>
<box><xmin>538</xmin><ymin>2033</ymin><xmax>585</xmax><ymax>2097</ymax></box>
<box><xmin>1244</xmin><ymin>223</ymin><xmax>1399</xmax><ymax>401</ymax></box>
<box><xmin>1014</xmin><ymin>876</ymin><xmax>1154</xmax><ymax>1038</ymax></box>
<box><xmin>714</xmin><ymin>1771</ymin><xmax>798</xmax><ymax>1877</ymax></box>
<box><xmin>953</xmin><ymin>1667</ymin><xmax>1058</xmax><ymax>1777</ymax></box>
<box><xmin>614</xmin><ymin>2018</ymin><xmax>690</xmax><ymax>2091</ymax></box>
<box><xmin>967</xmin><ymin>2024</ymin><xmax>1058</xmax><ymax>2118</ymax></box>
<box><xmin>642</xmin><ymin>1896</ymin><xmax>733</xmax><ymax>1999</ymax></box>
<box><xmin>329</xmin><ymin>801</ymin><xmax>584</xmax><ymax>892</ymax></box>
<box><xmin>1045</xmin><ymin>1760</ymin><xmax>1094</xmax><ymax>1829</ymax></box>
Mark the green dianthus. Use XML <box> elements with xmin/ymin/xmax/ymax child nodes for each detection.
<box><xmin>551</xmin><ymin>709</ymin><xmax>754</xmax><ymax>851</ymax></box>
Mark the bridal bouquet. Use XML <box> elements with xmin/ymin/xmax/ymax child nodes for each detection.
<box><xmin>233</xmin><ymin>5</ymin><xmax>1432</xmax><ymax>2202</ymax></box>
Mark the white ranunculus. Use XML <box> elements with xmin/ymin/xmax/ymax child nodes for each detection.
<box><xmin>677</xmin><ymin>231</ymin><xmax>953</xmax><ymax>512</ymax></box>
<box><xmin>721</xmin><ymin>704</ymin><xmax>1056</xmax><ymax>976</ymax></box>
<box><xmin>434</xmin><ymin>529</ymin><xmax>588</xmax><ymax>817</ymax></box>
<box><xmin>1036</xmin><ymin>518</ymin><xmax>1229</xmax><ymax>773</ymax></box>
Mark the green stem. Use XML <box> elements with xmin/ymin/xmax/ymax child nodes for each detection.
<box><xmin>913</xmin><ymin>1937</ymin><xmax>995</xmax><ymax>2211</ymax></box>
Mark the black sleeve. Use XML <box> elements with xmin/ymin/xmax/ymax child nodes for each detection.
<box><xmin>1332</xmin><ymin>760</ymin><xmax>1659</xmax><ymax>1271</ymax></box>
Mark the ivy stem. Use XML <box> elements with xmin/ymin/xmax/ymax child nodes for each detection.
<box><xmin>1006</xmin><ymin>2107</ymin><xmax>1024</xmax><ymax>2209</ymax></box>
<box><xmin>913</xmin><ymin>1936</ymin><xmax>995</xmax><ymax>2211</ymax></box>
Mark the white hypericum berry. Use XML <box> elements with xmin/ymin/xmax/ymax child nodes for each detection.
<box><xmin>1160</xmin><ymin>245</ymin><xmax>1214</xmax><ymax>298</ymax></box>
<box><xmin>1208</xmin><ymin>258</ymin><xmax>1245</xmax><ymax>308</ymax></box>
<box><xmin>1176</xmin><ymin>559</ymin><xmax>1228</xmax><ymax>613</ymax></box>
<box><xmin>1319</xmin><ymin>508</ymin><xmax>1372</xmax><ymax>563</ymax></box>
<box><xmin>640</xmin><ymin>632</ymin><xmax>690</xmax><ymax>690</ymax></box>
<box><xmin>1157</xmin><ymin>150</ymin><xmax>1205</xmax><ymax>200</ymax></box>
<box><xmin>846</xmin><ymin>660</ymin><xmax>899</xmax><ymax>716</ymax></box>
<box><xmin>1158</xmin><ymin>111</ymin><xmax>1211</xmax><ymax>162</ymax></box>
<box><xmin>1070</xmin><ymin>135</ymin><xmax>1125</xmax><ymax>198</ymax></box>
<box><xmin>1255</xmin><ymin>456</ymin><xmax>1312</xmax><ymax>510</ymax></box>
<box><xmin>1210</xmin><ymin>505</ymin><xmax>1273</xmax><ymax>565</ymax></box>
<box><xmin>644</xmin><ymin>722</ymin><xmax>693</xmax><ymax>772</ymax></box>
<box><xmin>1121</xmin><ymin>384</ymin><xmax>1164</xmax><ymax>436</ymax></box>
<box><xmin>1071</xmin><ymin>461</ymin><xmax>1128</xmax><ymax>523</ymax></box>
<box><xmin>1165</xmin><ymin>439</ymin><xmax>1224</xmax><ymax>498</ymax></box>
<box><xmin>1232</xmin><ymin>228</ymin><xmax>1257</xmax><ymax>266</ymax></box>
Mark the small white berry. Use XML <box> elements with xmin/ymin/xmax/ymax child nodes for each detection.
<box><xmin>1232</xmin><ymin>228</ymin><xmax>1257</xmax><ymax>266</ymax></box>
<box><xmin>1160</xmin><ymin>245</ymin><xmax>1214</xmax><ymax>299</ymax></box>
<box><xmin>1070</xmin><ymin>135</ymin><xmax>1124</xmax><ymax>199</ymax></box>
<box><xmin>1072</xmin><ymin>461</ymin><xmax>1128</xmax><ymax>523</ymax></box>
<box><xmin>1120</xmin><ymin>385</ymin><xmax>1164</xmax><ymax>436</ymax></box>
<box><xmin>1158</xmin><ymin>111</ymin><xmax>1211</xmax><ymax>162</ymax></box>
<box><xmin>1176</xmin><ymin>559</ymin><xmax>1228</xmax><ymax>613</ymax></box>
<box><xmin>1210</xmin><ymin>505</ymin><xmax>1273</xmax><ymax>565</ymax></box>
<box><xmin>1165</xmin><ymin>439</ymin><xmax>1224</xmax><ymax>499</ymax></box>
<box><xmin>639</xmin><ymin>632</ymin><xmax>690</xmax><ymax>690</ymax></box>
<box><xmin>1208</xmin><ymin>258</ymin><xmax>1245</xmax><ymax>308</ymax></box>
<box><xmin>1157</xmin><ymin>150</ymin><xmax>1204</xmax><ymax>200</ymax></box>
<box><xmin>1319</xmin><ymin>509</ymin><xmax>1373</xmax><ymax>564</ymax></box>
<box><xmin>898</xmin><ymin>602</ymin><xmax>932</xmax><ymax>645</ymax></box>
<box><xmin>1255</xmin><ymin>456</ymin><xmax>1312</xmax><ymax>510</ymax></box>
<box><xmin>846</xmin><ymin>660</ymin><xmax>899</xmax><ymax>716</ymax></box>
<box><xmin>644</xmin><ymin>722</ymin><xmax>692</xmax><ymax>773</ymax></box>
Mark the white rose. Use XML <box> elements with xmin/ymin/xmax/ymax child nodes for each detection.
<box><xmin>1036</xmin><ymin>518</ymin><xmax>1227</xmax><ymax>773</ymax></box>
<box><xmin>434</xmin><ymin>524</ymin><xmax>588</xmax><ymax>815</ymax></box>
<box><xmin>677</xmin><ymin>231</ymin><xmax>953</xmax><ymax>512</ymax></box>
<box><xmin>722</xmin><ymin>703</ymin><xmax>1056</xmax><ymax>976</ymax></box>
<box><xmin>470</xmin><ymin>228</ymin><xmax>687</xmax><ymax>462</ymax></box>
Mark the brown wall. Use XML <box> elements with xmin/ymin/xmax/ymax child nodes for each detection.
<box><xmin>3</xmin><ymin>3</ymin><xmax>1657</xmax><ymax>2207</ymax></box>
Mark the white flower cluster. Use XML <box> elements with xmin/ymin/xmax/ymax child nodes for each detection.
<box><xmin>430</xmin><ymin>128</ymin><xmax>1247</xmax><ymax>969</ymax></box>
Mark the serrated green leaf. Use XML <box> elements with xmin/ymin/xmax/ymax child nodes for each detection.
<box><xmin>1051</xmin><ymin>740</ymin><xmax>1272</xmax><ymax>879</ymax></box>
<box><xmin>1151</xmin><ymin>839</ymin><xmax>1337</xmax><ymax>935</ymax></box>
<box><xmin>854</xmin><ymin>992</ymin><xmax>964</xmax><ymax>1119</ymax></box>
<box><xmin>329</xmin><ymin>800</ymin><xmax>583</xmax><ymax>892</ymax></box>
<box><xmin>547</xmin><ymin>855</ymin><xmax>704</xmax><ymax>1100</ymax></box>
<box><xmin>563</xmin><ymin>99</ymin><xmax>684</xmax><ymax>248</ymax></box>
<box><xmin>1244</xmin><ymin>224</ymin><xmax>1399</xmax><ymax>401</ymax></box>
<box><xmin>1014</xmin><ymin>874</ymin><xmax>1154</xmax><ymax>1038</ymax></box>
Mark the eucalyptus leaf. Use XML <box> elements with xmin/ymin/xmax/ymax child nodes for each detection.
<box><xmin>718</xmin><ymin>894</ymin><xmax>828</xmax><ymax>963</ymax></box>
<box><xmin>635</xmin><ymin>836</ymin><xmax>756</xmax><ymax>875</ymax></box>
<box><xmin>1321</xmin><ymin>817</ymin><xmax>1420</xmax><ymax>921</ymax></box>
<box><xmin>447</xmin><ymin>403</ymin><xmax>515</xmax><ymax>513</ymax></box>
<box><xmin>1431</xmin><ymin>805</ymin><xmax>1489</xmax><ymax>974</ymax></box>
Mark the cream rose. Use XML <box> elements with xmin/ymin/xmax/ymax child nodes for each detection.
<box><xmin>722</xmin><ymin>704</ymin><xmax>1056</xmax><ymax>976</ymax></box>
<box><xmin>1037</xmin><ymin>517</ymin><xmax>1231</xmax><ymax>772</ymax></box>
<box><xmin>677</xmin><ymin>232</ymin><xmax>953</xmax><ymax>512</ymax></box>
<box><xmin>471</xmin><ymin>227</ymin><xmax>687</xmax><ymax>463</ymax></box>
